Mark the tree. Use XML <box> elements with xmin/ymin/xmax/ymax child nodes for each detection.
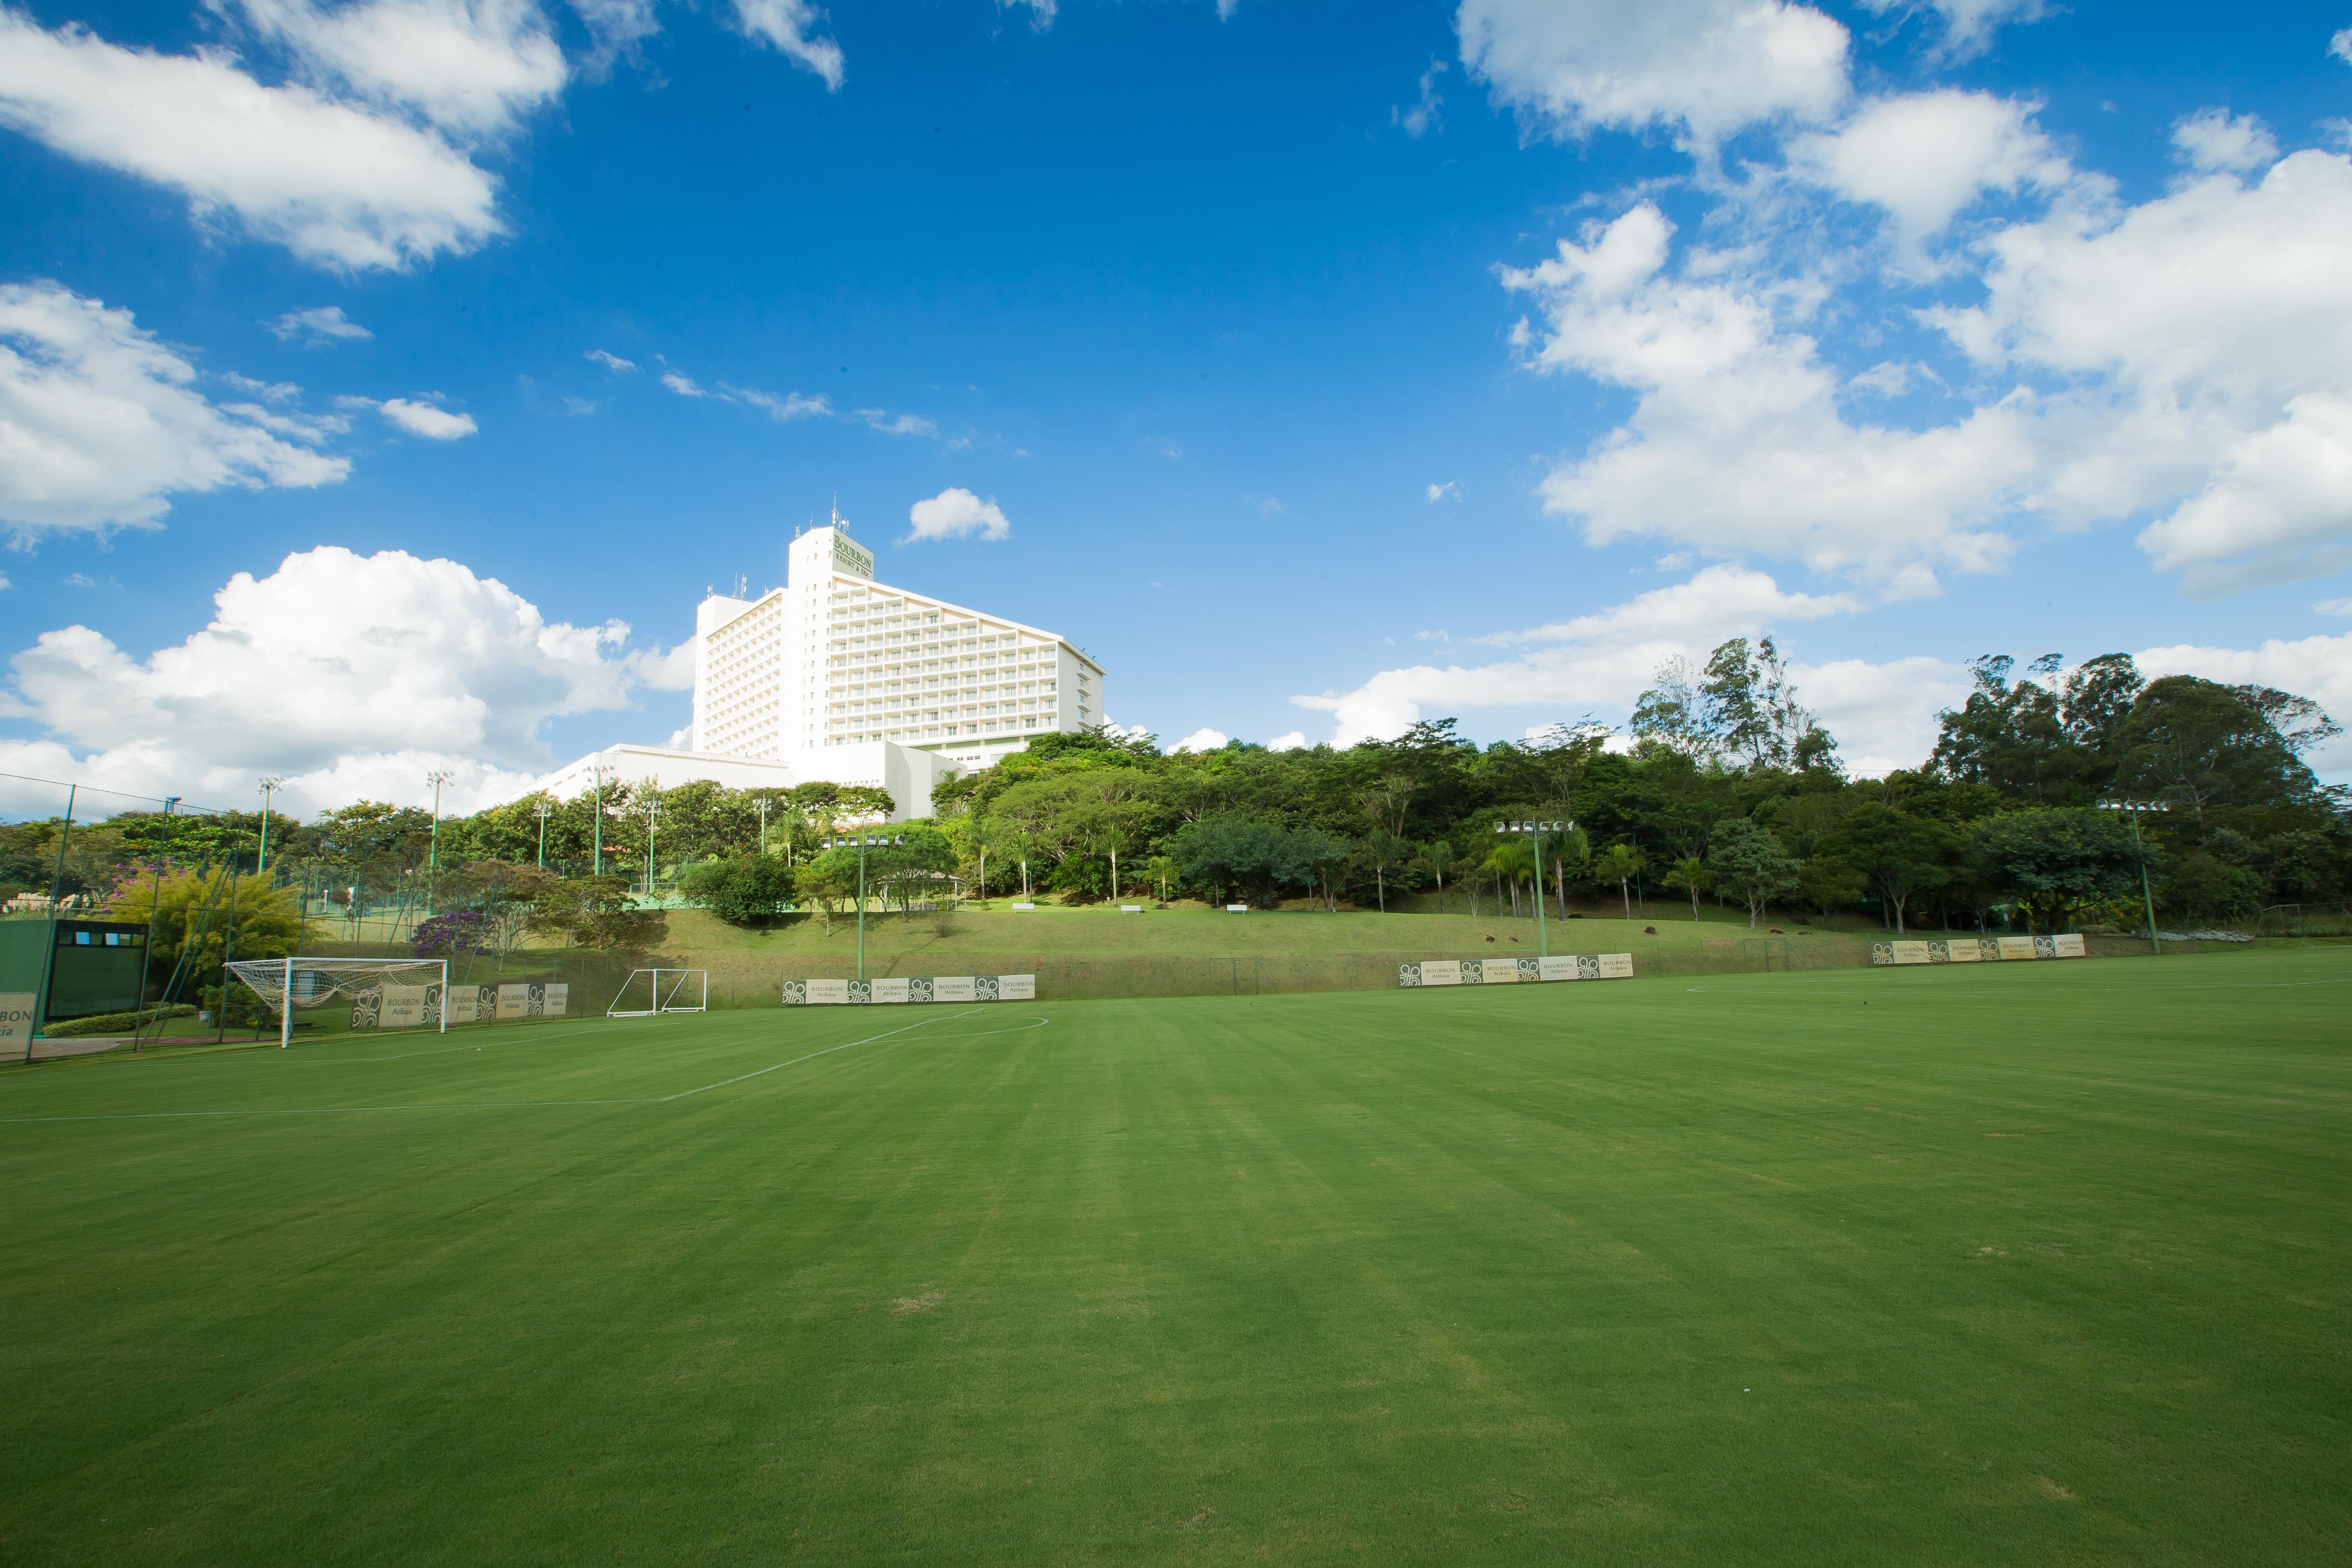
<box><xmin>1971</xmin><ymin>809</ymin><xmax>2140</xmax><ymax>933</ymax></box>
<box><xmin>458</xmin><ymin>861</ymin><xmax>559</xmax><ymax>963</ymax></box>
<box><xmin>110</xmin><ymin>868</ymin><xmax>302</xmax><ymax>988</ymax></box>
<box><xmin>1795</xmin><ymin>855</ymin><xmax>1866</xmax><ymax>929</ymax></box>
<box><xmin>1593</xmin><ymin>843</ymin><xmax>1645</xmax><ymax>920</ymax></box>
<box><xmin>529</xmin><ymin>876</ymin><xmax>667</xmax><ymax>952</ymax></box>
<box><xmin>1630</xmin><ymin>656</ymin><xmax>1717</xmax><ymax>760</ymax></box>
<box><xmin>1662</xmin><ymin>854</ymin><xmax>1709</xmax><ymax>919</ymax></box>
<box><xmin>1707</xmin><ymin>820</ymin><xmax>1798</xmax><ymax>928</ymax></box>
<box><xmin>1362</xmin><ymin>826</ymin><xmax>1407</xmax><ymax>912</ymax></box>
<box><xmin>678</xmin><ymin>856</ymin><xmax>798</xmax><ymax>928</ymax></box>
<box><xmin>2112</xmin><ymin>676</ymin><xmax>2327</xmax><ymax>821</ymax></box>
<box><xmin>1831</xmin><ymin>804</ymin><xmax>1957</xmax><ymax>934</ymax></box>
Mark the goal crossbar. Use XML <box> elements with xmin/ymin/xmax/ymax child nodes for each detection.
<box><xmin>225</xmin><ymin>957</ymin><xmax>450</xmax><ymax>1048</ymax></box>
<box><xmin>608</xmin><ymin>968</ymin><xmax>709</xmax><ymax>1018</ymax></box>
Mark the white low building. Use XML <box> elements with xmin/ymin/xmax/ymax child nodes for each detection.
<box><xmin>532</xmin><ymin>514</ymin><xmax>1106</xmax><ymax>822</ymax></box>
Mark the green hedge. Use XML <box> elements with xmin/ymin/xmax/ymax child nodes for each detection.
<box><xmin>44</xmin><ymin>1004</ymin><xmax>199</xmax><ymax>1038</ymax></box>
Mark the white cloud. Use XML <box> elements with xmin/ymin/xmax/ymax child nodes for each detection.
<box><xmin>2332</xmin><ymin>27</ymin><xmax>2351</xmax><ymax>66</ymax></box>
<box><xmin>905</xmin><ymin>487</ymin><xmax>1009</xmax><ymax>543</ymax></box>
<box><xmin>2138</xmin><ymin>632</ymin><xmax>2352</xmax><ymax>780</ymax></box>
<box><xmin>730</xmin><ymin>0</ymin><xmax>844</xmax><ymax>90</ymax></box>
<box><xmin>2317</xmin><ymin>597</ymin><xmax>2352</xmax><ymax>616</ymax></box>
<box><xmin>570</xmin><ymin>0</ymin><xmax>662</xmax><ymax>71</ymax></box>
<box><xmin>231</xmin><ymin>0</ymin><xmax>567</xmax><ymax>138</ymax></box>
<box><xmin>1393</xmin><ymin>58</ymin><xmax>1444</xmax><ymax>138</ymax></box>
<box><xmin>561</xmin><ymin>395</ymin><xmax>595</xmax><ymax>415</ymax></box>
<box><xmin>660</xmin><ymin>371</ymin><xmax>709</xmax><ymax>397</ymax></box>
<box><xmin>1266</xmin><ymin>730</ymin><xmax>1307</xmax><ymax>751</ymax></box>
<box><xmin>1292</xmin><ymin>564</ymin><xmax>1859</xmax><ymax>745</ymax></box>
<box><xmin>266</xmin><ymin>304</ymin><xmax>373</xmax><ymax>345</ymax></box>
<box><xmin>2171</xmin><ymin>108</ymin><xmax>2279</xmax><ymax>175</ymax></box>
<box><xmin>0</xmin><ymin>9</ymin><xmax>504</xmax><ymax>269</ymax></box>
<box><xmin>1427</xmin><ymin>480</ymin><xmax>1458</xmax><ymax>501</ymax></box>
<box><xmin>729</xmin><ymin>385</ymin><xmax>830</xmax><ymax>421</ymax></box>
<box><xmin>1002</xmin><ymin>0</ymin><xmax>1057</xmax><ymax>32</ymax></box>
<box><xmin>1457</xmin><ymin>0</ymin><xmax>1850</xmax><ymax>147</ymax></box>
<box><xmin>1862</xmin><ymin>0</ymin><xmax>2049</xmax><ymax>58</ymax></box>
<box><xmin>856</xmin><ymin>408</ymin><xmax>938</xmax><ymax>438</ymax></box>
<box><xmin>1786</xmin><ymin>90</ymin><xmax>2069</xmax><ymax>249</ymax></box>
<box><xmin>0</xmin><ymin>280</ymin><xmax>349</xmax><ymax>537</ymax></box>
<box><xmin>1173</xmin><ymin>727</ymin><xmax>1229</xmax><ymax>752</ymax></box>
<box><xmin>377</xmin><ymin>396</ymin><xmax>477</xmax><ymax>439</ymax></box>
<box><xmin>584</xmin><ymin>348</ymin><xmax>635</xmax><ymax>373</ymax></box>
<box><xmin>0</xmin><ymin>546</ymin><xmax>683</xmax><ymax>815</ymax></box>
<box><xmin>1945</xmin><ymin>149</ymin><xmax>2352</xmax><ymax>592</ymax></box>
<box><xmin>1505</xmin><ymin>204</ymin><xmax>2034</xmax><ymax>587</ymax></box>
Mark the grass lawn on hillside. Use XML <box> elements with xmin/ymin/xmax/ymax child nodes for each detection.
<box><xmin>3</xmin><ymin>950</ymin><xmax>2344</xmax><ymax>1565</ymax></box>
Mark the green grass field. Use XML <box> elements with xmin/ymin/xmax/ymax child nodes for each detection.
<box><xmin>4</xmin><ymin>951</ymin><xmax>2346</xmax><ymax>1565</ymax></box>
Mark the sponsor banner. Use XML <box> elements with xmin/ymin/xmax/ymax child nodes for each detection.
<box><xmin>0</xmin><ymin>991</ymin><xmax>34</xmax><ymax>1049</ymax></box>
<box><xmin>1400</xmin><ymin>954</ymin><xmax>1632</xmax><ymax>988</ymax></box>
<box><xmin>1874</xmin><ymin>935</ymin><xmax>2090</xmax><ymax>966</ymax></box>
<box><xmin>380</xmin><ymin>985</ymin><xmax>433</xmax><ymax>1028</ymax></box>
<box><xmin>497</xmin><ymin>983</ymin><xmax>531</xmax><ymax>1020</ymax></box>
<box><xmin>446</xmin><ymin>993</ymin><xmax>480</xmax><ymax>1024</ymax></box>
<box><xmin>781</xmin><ymin>975</ymin><xmax>1036</xmax><ymax>1005</ymax></box>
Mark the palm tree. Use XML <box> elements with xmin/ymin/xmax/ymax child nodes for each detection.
<box><xmin>1594</xmin><ymin>843</ymin><xmax>1645</xmax><ymax>921</ymax></box>
<box><xmin>964</xmin><ymin>814</ymin><xmax>1002</xmax><ymax>905</ymax></box>
<box><xmin>1145</xmin><ymin>853</ymin><xmax>1178</xmax><ymax>905</ymax></box>
<box><xmin>1663</xmin><ymin>854</ymin><xmax>1708</xmax><ymax>919</ymax></box>
<box><xmin>1482</xmin><ymin>840</ymin><xmax>1537</xmax><ymax>917</ymax></box>
<box><xmin>1422</xmin><ymin>841</ymin><xmax>1455</xmax><ymax>915</ymax></box>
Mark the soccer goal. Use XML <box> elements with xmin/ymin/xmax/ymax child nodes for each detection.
<box><xmin>607</xmin><ymin>969</ymin><xmax>710</xmax><ymax>1018</ymax></box>
<box><xmin>224</xmin><ymin>957</ymin><xmax>450</xmax><ymax>1048</ymax></box>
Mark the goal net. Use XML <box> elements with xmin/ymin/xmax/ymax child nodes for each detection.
<box><xmin>224</xmin><ymin>957</ymin><xmax>449</xmax><ymax>1048</ymax></box>
<box><xmin>608</xmin><ymin>969</ymin><xmax>709</xmax><ymax>1018</ymax></box>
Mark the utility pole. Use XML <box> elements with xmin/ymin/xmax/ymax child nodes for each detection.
<box><xmin>1496</xmin><ymin>819</ymin><xmax>1569</xmax><ymax>959</ymax></box>
<box><xmin>424</xmin><ymin>770</ymin><xmax>453</xmax><ymax>916</ymax></box>
<box><xmin>2098</xmin><ymin>799</ymin><xmax>2169</xmax><ymax>955</ymax></box>
<box><xmin>255</xmin><ymin>776</ymin><xmax>285</xmax><ymax>875</ymax></box>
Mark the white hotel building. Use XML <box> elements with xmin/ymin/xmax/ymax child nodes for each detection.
<box><xmin>541</xmin><ymin>520</ymin><xmax>1106</xmax><ymax>820</ymax></box>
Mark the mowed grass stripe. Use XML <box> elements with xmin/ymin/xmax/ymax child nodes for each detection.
<box><xmin>0</xmin><ymin>952</ymin><xmax>2345</xmax><ymax>1566</ymax></box>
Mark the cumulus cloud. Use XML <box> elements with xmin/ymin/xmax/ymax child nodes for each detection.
<box><xmin>1457</xmin><ymin>0</ymin><xmax>1850</xmax><ymax>146</ymax></box>
<box><xmin>0</xmin><ymin>8</ymin><xmax>505</xmax><ymax>269</ymax></box>
<box><xmin>231</xmin><ymin>0</ymin><xmax>566</xmax><ymax>138</ymax></box>
<box><xmin>730</xmin><ymin>0</ymin><xmax>843</xmax><ymax>90</ymax></box>
<box><xmin>377</xmin><ymin>396</ymin><xmax>477</xmax><ymax>439</ymax></box>
<box><xmin>732</xmin><ymin>386</ymin><xmax>830</xmax><ymax>420</ymax></box>
<box><xmin>2171</xmin><ymin>108</ymin><xmax>2279</xmax><ymax>175</ymax></box>
<box><xmin>266</xmin><ymin>304</ymin><xmax>373</xmax><ymax>345</ymax></box>
<box><xmin>660</xmin><ymin>371</ymin><xmax>709</xmax><ymax>397</ymax></box>
<box><xmin>0</xmin><ymin>280</ymin><xmax>349</xmax><ymax>537</ymax></box>
<box><xmin>1393</xmin><ymin>58</ymin><xmax>1444</xmax><ymax>138</ymax></box>
<box><xmin>1266</xmin><ymin>730</ymin><xmax>1307</xmax><ymax>751</ymax></box>
<box><xmin>1173</xmin><ymin>727</ymin><xmax>1229</xmax><ymax>752</ymax></box>
<box><xmin>1786</xmin><ymin>89</ymin><xmax>2070</xmax><ymax>250</ymax></box>
<box><xmin>584</xmin><ymin>348</ymin><xmax>635</xmax><ymax>373</ymax></box>
<box><xmin>904</xmin><ymin>487</ymin><xmax>1010</xmax><ymax>543</ymax></box>
<box><xmin>1291</xmin><ymin>564</ymin><xmax>1862</xmax><ymax>746</ymax></box>
<box><xmin>1427</xmin><ymin>481</ymin><xmax>1459</xmax><ymax>501</ymax></box>
<box><xmin>0</xmin><ymin>546</ymin><xmax>685</xmax><ymax>815</ymax></box>
<box><xmin>1505</xmin><ymin>204</ymin><xmax>2034</xmax><ymax>589</ymax></box>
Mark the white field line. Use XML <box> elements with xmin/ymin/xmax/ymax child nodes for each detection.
<box><xmin>655</xmin><ymin>1010</ymin><xmax>985</xmax><ymax>1101</ymax></box>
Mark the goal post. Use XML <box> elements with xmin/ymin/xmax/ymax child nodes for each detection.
<box><xmin>607</xmin><ymin>969</ymin><xmax>710</xmax><ymax>1018</ymax></box>
<box><xmin>224</xmin><ymin>957</ymin><xmax>450</xmax><ymax>1048</ymax></box>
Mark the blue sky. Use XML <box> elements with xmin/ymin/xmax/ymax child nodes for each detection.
<box><xmin>3</xmin><ymin>0</ymin><xmax>2351</xmax><ymax>813</ymax></box>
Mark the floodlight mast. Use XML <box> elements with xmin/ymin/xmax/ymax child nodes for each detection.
<box><xmin>255</xmin><ymin>776</ymin><xmax>285</xmax><ymax>875</ymax></box>
<box><xmin>2098</xmin><ymin>799</ymin><xmax>2170</xmax><ymax>955</ymax></box>
<box><xmin>533</xmin><ymin>798</ymin><xmax>555</xmax><ymax>868</ymax></box>
<box><xmin>822</xmin><ymin>830</ymin><xmax>906</xmax><ymax>980</ymax></box>
<box><xmin>424</xmin><ymin>770</ymin><xmax>455</xmax><ymax>915</ymax></box>
<box><xmin>1495</xmin><ymin>819</ymin><xmax>1570</xmax><ymax>958</ymax></box>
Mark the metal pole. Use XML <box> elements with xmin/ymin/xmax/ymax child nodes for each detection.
<box><xmin>135</xmin><ymin>796</ymin><xmax>177</xmax><ymax>1054</ymax></box>
<box><xmin>857</xmin><ymin>836</ymin><xmax>867</xmax><ymax>981</ymax></box>
<box><xmin>2132</xmin><ymin>814</ymin><xmax>2161</xmax><ymax>955</ymax></box>
<box><xmin>425</xmin><ymin>771</ymin><xmax>451</xmax><ymax>916</ymax></box>
<box><xmin>28</xmin><ymin>785</ymin><xmax>74</xmax><ymax>1063</ymax></box>
<box><xmin>1533</xmin><ymin>822</ymin><xmax>1549</xmax><ymax>959</ymax></box>
<box><xmin>535</xmin><ymin>800</ymin><xmax>553</xmax><ymax>868</ymax></box>
<box><xmin>280</xmin><ymin>956</ymin><xmax>294</xmax><ymax>1049</ymax></box>
<box><xmin>216</xmin><ymin>845</ymin><xmax>240</xmax><ymax>1046</ymax></box>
